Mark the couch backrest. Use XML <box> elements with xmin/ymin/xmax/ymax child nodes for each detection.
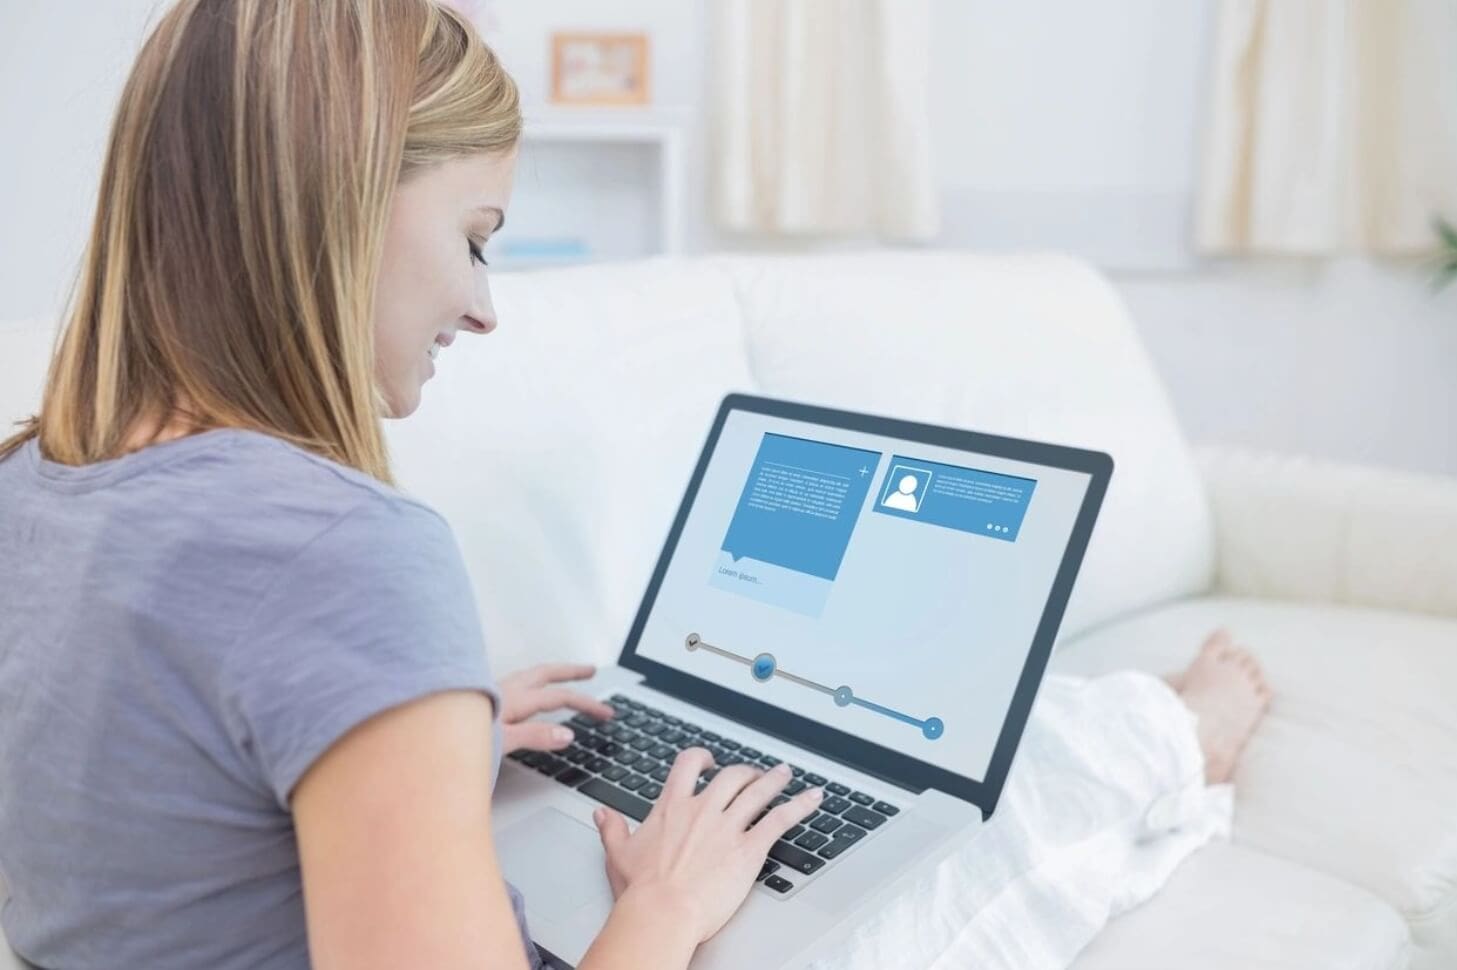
<box><xmin>718</xmin><ymin>252</ymin><xmax>1215</xmax><ymax>643</ymax></box>
<box><xmin>0</xmin><ymin>251</ymin><xmax>1215</xmax><ymax>678</ymax></box>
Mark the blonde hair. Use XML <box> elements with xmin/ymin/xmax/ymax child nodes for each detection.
<box><xmin>0</xmin><ymin>0</ymin><xmax>520</xmax><ymax>483</ymax></box>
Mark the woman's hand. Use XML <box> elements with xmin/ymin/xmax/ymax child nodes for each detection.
<box><xmin>592</xmin><ymin>748</ymin><xmax>824</xmax><ymax>945</ymax></box>
<box><xmin>496</xmin><ymin>663</ymin><xmax>615</xmax><ymax>754</ymax></box>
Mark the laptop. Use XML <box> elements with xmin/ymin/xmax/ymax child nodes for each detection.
<box><xmin>494</xmin><ymin>393</ymin><xmax>1112</xmax><ymax>969</ymax></box>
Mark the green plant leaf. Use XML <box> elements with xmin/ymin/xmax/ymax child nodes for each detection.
<box><xmin>1437</xmin><ymin>218</ymin><xmax>1457</xmax><ymax>250</ymax></box>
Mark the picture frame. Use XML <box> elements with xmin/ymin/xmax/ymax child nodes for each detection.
<box><xmin>550</xmin><ymin>32</ymin><xmax>651</xmax><ymax>106</ymax></box>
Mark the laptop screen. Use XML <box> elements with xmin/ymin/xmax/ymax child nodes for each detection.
<box><xmin>629</xmin><ymin>402</ymin><xmax>1098</xmax><ymax>788</ymax></box>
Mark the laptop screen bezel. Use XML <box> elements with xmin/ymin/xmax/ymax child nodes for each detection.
<box><xmin>616</xmin><ymin>393</ymin><xmax>1113</xmax><ymax>818</ymax></box>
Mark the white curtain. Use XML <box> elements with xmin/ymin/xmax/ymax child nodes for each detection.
<box><xmin>713</xmin><ymin>0</ymin><xmax>939</xmax><ymax>241</ymax></box>
<box><xmin>1197</xmin><ymin>0</ymin><xmax>1457</xmax><ymax>255</ymax></box>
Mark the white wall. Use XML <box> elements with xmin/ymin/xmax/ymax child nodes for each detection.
<box><xmin>2</xmin><ymin>0</ymin><xmax>1453</xmax><ymax>475</ymax></box>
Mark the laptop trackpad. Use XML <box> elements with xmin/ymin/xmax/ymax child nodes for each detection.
<box><xmin>498</xmin><ymin>808</ymin><xmax>615</xmax><ymax>960</ymax></box>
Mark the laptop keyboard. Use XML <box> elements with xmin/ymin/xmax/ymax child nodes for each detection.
<box><xmin>505</xmin><ymin>693</ymin><xmax>900</xmax><ymax>898</ymax></box>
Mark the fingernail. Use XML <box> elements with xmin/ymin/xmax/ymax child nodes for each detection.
<box><xmin>553</xmin><ymin>727</ymin><xmax>573</xmax><ymax>744</ymax></box>
<box><xmin>807</xmin><ymin>787</ymin><xmax>824</xmax><ymax>800</ymax></box>
<box><xmin>772</xmin><ymin>762</ymin><xmax>791</xmax><ymax>775</ymax></box>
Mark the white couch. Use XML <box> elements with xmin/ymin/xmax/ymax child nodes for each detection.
<box><xmin>2</xmin><ymin>252</ymin><xmax>1454</xmax><ymax>969</ymax></box>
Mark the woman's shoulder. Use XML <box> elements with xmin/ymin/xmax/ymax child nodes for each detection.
<box><xmin>99</xmin><ymin>427</ymin><xmax>459</xmax><ymax>584</ymax></box>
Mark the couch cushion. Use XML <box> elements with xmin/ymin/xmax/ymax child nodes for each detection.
<box><xmin>1053</xmin><ymin>596</ymin><xmax>1457</xmax><ymax>970</ymax></box>
<box><xmin>1071</xmin><ymin>842</ymin><xmax>1410</xmax><ymax>970</ymax></box>
<box><xmin>385</xmin><ymin>258</ymin><xmax>760</xmax><ymax>676</ymax></box>
<box><xmin>718</xmin><ymin>251</ymin><xmax>1215</xmax><ymax>640</ymax></box>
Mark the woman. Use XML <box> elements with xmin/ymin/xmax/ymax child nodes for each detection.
<box><xmin>0</xmin><ymin>1</ymin><xmax>1270</xmax><ymax>968</ymax></box>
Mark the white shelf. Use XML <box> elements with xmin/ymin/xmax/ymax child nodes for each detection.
<box><xmin>492</xmin><ymin>107</ymin><xmax>688</xmax><ymax>270</ymax></box>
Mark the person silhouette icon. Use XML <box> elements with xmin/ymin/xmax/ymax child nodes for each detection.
<box><xmin>883</xmin><ymin>473</ymin><xmax>922</xmax><ymax>512</ymax></box>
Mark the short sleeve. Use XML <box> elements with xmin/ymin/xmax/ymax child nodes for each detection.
<box><xmin>221</xmin><ymin>494</ymin><xmax>499</xmax><ymax>808</ymax></box>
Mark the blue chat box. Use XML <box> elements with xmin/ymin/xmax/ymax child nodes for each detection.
<box><xmin>873</xmin><ymin>456</ymin><xmax>1036</xmax><ymax>541</ymax></box>
<box><xmin>721</xmin><ymin>434</ymin><xmax>882</xmax><ymax>580</ymax></box>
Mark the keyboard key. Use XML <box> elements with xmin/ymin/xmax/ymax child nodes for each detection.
<box><xmin>848</xmin><ymin>791</ymin><xmax>875</xmax><ymax>807</ymax></box>
<box><xmin>608</xmin><ymin>725</ymin><xmax>634</xmax><ymax>742</ymax></box>
<box><xmin>610</xmin><ymin>694</ymin><xmax>630</xmax><ymax>704</ymax></box>
<box><xmin>534</xmin><ymin>755</ymin><xmax>566</xmax><ymax>775</ymax></box>
<box><xmin>700</xmin><ymin>731</ymin><xmax>721</xmax><ymax>743</ymax></box>
<box><xmin>719</xmin><ymin>738</ymin><xmax>741</xmax><ymax>751</ymax></box>
<box><xmin>841</xmin><ymin>805</ymin><xmax>888</xmax><ymax>830</ymax></box>
<box><xmin>662</xmin><ymin>731</ymin><xmax>688</xmax><ymax>746</ymax></box>
<box><xmin>625</xmin><ymin>700</ymin><xmax>644</xmax><ymax>710</ymax></box>
<box><xmin>826</xmin><ymin>782</ymin><xmax>851</xmax><ymax>796</ymax></box>
<box><xmin>873</xmin><ymin>801</ymin><xmax>900</xmax><ymax>816</ymax></box>
<box><xmin>569</xmin><ymin>713</ymin><xmax>601</xmax><ymax>729</ymax></box>
<box><xmin>820</xmin><ymin>796</ymin><xmax>851</xmax><ymax>815</ymax></box>
<box><xmin>810</xmin><ymin>814</ymin><xmax>843</xmax><ymax>835</ymax></box>
<box><xmin>720</xmin><ymin>754</ymin><xmax>745</xmax><ymax>767</ymax></box>
<box><xmin>586</xmin><ymin>756</ymin><xmax>610</xmax><ymax>773</ymax></box>
<box><xmin>783</xmin><ymin>824</ymin><xmax>806</xmax><ymax>841</ymax></box>
<box><xmin>833</xmin><ymin>824</ymin><xmax>867</xmax><ymax>844</ymax></box>
<box><xmin>610</xmin><ymin>748</ymin><xmax>637</xmax><ymax>765</ymax></box>
<box><xmin>554</xmin><ymin>766</ymin><xmax>590</xmax><ymax>787</ymax></box>
<box><xmin>764</xmin><ymin>874</ymin><xmax>794</xmax><ymax>893</ymax></box>
<box><xmin>507</xmin><ymin>749</ymin><xmax>529</xmax><ymax>762</ymax></box>
<box><xmin>789</xmin><ymin>765</ymin><xmax>805</xmax><ymax>777</ymax></box>
<box><xmin>740</xmin><ymin>747</ymin><xmax>762</xmax><ymax>759</ymax></box>
<box><xmin>642</xmin><ymin>722</ymin><xmax>667</xmax><ymax>737</ymax></box>
<box><xmin>601</xmin><ymin>765</ymin><xmax>628</xmax><ymax>782</ymax></box>
<box><xmin>769</xmin><ymin>794</ymin><xmax>789</xmax><ymax>808</ymax></box>
<box><xmin>640</xmin><ymin>783</ymin><xmax>663</xmax><ymax>800</ymax></box>
<box><xmin>564</xmin><ymin>747</ymin><xmax>591</xmax><ymax>765</ymax></box>
<box><xmin>759</xmin><ymin>755</ymin><xmax>781</xmax><ymax>767</ymax></box>
<box><xmin>784</xmin><ymin>779</ymin><xmax>807</xmax><ymax>795</ymax></box>
<box><xmin>681</xmin><ymin>723</ymin><xmax>702</xmax><ymax>734</ymax></box>
<box><xmin>769</xmin><ymin>840</ymin><xmax>827</xmax><ymax>876</ymax></box>
<box><xmin>578</xmin><ymin>778</ymin><xmax>652</xmax><ymax>822</ymax></box>
<box><xmin>817</xmin><ymin>838</ymin><xmax>853</xmax><ymax>860</ymax></box>
<box><xmin>794</xmin><ymin>830</ymin><xmax>829</xmax><ymax>850</ymax></box>
<box><xmin>650</xmin><ymin>765</ymin><xmax>671</xmax><ymax>783</ymax></box>
<box><xmin>598</xmin><ymin>742</ymin><xmax>623</xmax><ymax>758</ymax></box>
<box><xmin>625</xmin><ymin>714</ymin><xmax>649</xmax><ymax>728</ymax></box>
<box><xmin>643</xmin><ymin>707</ymin><xmax>662</xmax><ymax>718</ymax></box>
<box><xmin>804</xmin><ymin>773</ymin><xmax>827</xmax><ymax>786</ymax></box>
<box><xmin>662</xmin><ymin>714</ymin><xmax>682</xmax><ymax>726</ymax></box>
<box><xmin>649</xmin><ymin>743</ymin><xmax>675</xmax><ymax>760</ymax></box>
<box><xmin>757</xmin><ymin>860</ymin><xmax>780</xmax><ymax>882</ymax></box>
<box><xmin>620</xmin><ymin>773</ymin><xmax>647</xmax><ymax>791</ymax></box>
<box><xmin>629</xmin><ymin>736</ymin><xmax>654</xmax><ymax>751</ymax></box>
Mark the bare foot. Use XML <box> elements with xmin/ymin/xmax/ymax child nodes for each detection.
<box><xmin>1172</xmin><ymin>629</ymin><xmax>1272</xmax><ymax>784</ymax></box>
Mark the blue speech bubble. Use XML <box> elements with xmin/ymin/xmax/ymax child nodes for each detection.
<box><xmin>721</xmin><ymin>433</ymin><xmax>882</xmax><ymax>581</ymax></box>
<box><xmin>872</xmin><ymin>455</ymin><xmax>1036</xmax><ymax>541</ymax></box>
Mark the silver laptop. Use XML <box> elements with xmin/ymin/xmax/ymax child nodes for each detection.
<box><xmin>494</xmin><ymin>393</ymin><xmax>1112</xmax><ymax>969</ymax></box>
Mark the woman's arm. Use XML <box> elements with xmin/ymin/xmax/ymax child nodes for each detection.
<box><xmin>293</xmin><ymin>690</ymin><xmax>530</xmax><ymax>970</ymax></box>
<box><xmin>294</xmin><ymin>690</ymin><xmax>821</xmax><ymax>970</ymax></box>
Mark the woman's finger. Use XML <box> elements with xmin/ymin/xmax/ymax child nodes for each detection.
<box><xmin>512</xmin><ymin>687</ymin><xmax>614</xmax><ymax>721</ymax></box>
<box><xmin>749</xmin><ymin>788</ymin><xmax>824</xmax><ymax>854</ymax></box>
<box><xmin>521</xmin><ymin>663</ymin><xmax>597</xmax><ymax>688</ymax></box>
<box><xmin>698</xmin><ymin>763</ymin><xmax>764</xmax><ymax>812</ymax></box>
<box><xmin>503</xmin><ymin>720</ymin><xmax>575</xmax><ymax>753</ymax></box>
<box><xmin>725</xmin><ymin>762</ymin><xmax>793</xmax><ymax>827</ymax></box>
<box><xmin>661</xmin><ymin>747</ymin><xmax>714</xmax><ymax>801</ymax></box>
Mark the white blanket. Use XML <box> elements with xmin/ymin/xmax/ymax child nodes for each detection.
<box><xmin>810</xmin><ymin>671</ymin><xmax>1233</xmax><ymax>970</ymax></box>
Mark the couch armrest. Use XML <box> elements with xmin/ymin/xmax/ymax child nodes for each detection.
<box><xmin>1196</xmin><ymin>445</ymin><xmax>1457</xmax><ymax>619</ymax></box>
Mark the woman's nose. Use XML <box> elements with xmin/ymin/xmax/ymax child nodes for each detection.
<box><xmin>464</xmin><ymin>279</ymin><xmax>497</xmax><ymax>334</ymax></box>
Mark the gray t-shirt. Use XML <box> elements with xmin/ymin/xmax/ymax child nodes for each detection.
<box><xmin>0</xmin><ymin>429</ymin><xmax>539</xmax><ymax>969</ymax></box>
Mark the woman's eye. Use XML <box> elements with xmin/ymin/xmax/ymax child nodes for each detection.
<box><xmin>468</xmin><ymin>238</ymin><xmax>488</xmax><ymax>267</ymax></box>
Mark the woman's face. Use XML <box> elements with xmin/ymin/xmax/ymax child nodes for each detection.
<box><xmin>372</xmin><ymin>149</ymin><xmax>517</xmax><ymax>418</ymax></box>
